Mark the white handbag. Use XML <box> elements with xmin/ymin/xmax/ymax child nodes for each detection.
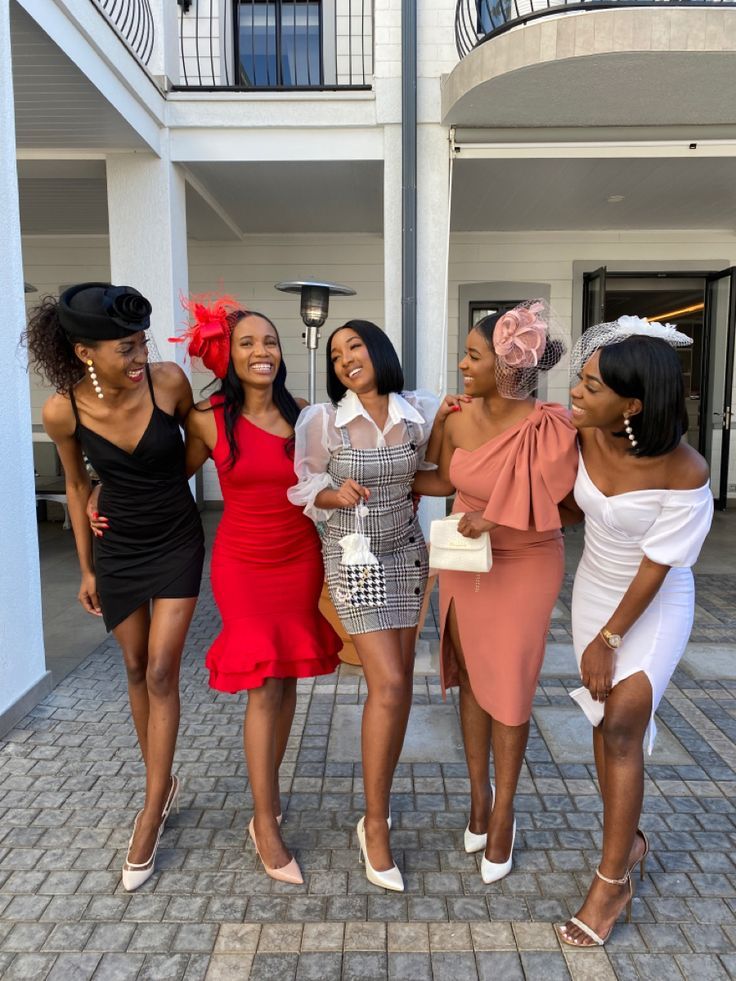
<box><xmin>429</xmin><ymin>513</ymin><xmax>492</xmax><ymax>573</ymax></box>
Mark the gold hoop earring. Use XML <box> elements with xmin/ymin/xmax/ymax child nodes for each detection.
<box><xmin>87</xmin><ymin>359</ymin><xmax>103</xmax><ymax>400</ymax></box>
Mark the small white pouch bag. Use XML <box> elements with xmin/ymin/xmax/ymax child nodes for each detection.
<box><xmin>335</xmin><ymin>504</ymin><xmax>387</xmax><ymax>608</ymax></box>
<box><xmin>429</xmin><ymin>513</ymin><xmax>492</xmax><ymax>574</ymax></box>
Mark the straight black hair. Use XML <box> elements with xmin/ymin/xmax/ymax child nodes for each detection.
<box><xmin>598</xmin><ymin>335</ymin><xmax>689</xmax><ymax>457</ymax></box>
<box><xmin>325</xmin><ymin>319</ymin><xmax>404</xmax><ymax>405</ymax></box>
<box><xmin>204</xmin><ymin>310</ymin><xmax>300</xmax><ymax>469</ymax></box>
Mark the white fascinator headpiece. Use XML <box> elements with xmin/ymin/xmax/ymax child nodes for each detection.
<box><xmin>570</xmin><ymin>315</ymin><xmax>692</xmax><ymax>378</ymax></box>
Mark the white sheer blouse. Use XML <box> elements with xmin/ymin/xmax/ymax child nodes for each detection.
<box><xmin>287</xmin><ymin>389</ymin><xmax>439</xmax><ymax>521</ymax></box>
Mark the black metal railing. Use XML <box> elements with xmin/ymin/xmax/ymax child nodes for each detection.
<box><xmin>176</xmin><ymin>0</ymin><xmax>372</xmax><ymax>90</ymax></box>
<box><xmin>91</xmin><ymin>0</ymin><xmax>154</xmax><ymax>65</ymax></box>
<box><xmin>456</xmin><ymin>0</ymin><xmax>735</xmax><ymax>58</ymax></box>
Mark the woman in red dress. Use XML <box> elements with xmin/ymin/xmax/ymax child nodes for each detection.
<box><xmin>181</xmin><ymin>297</ymin><xmax>341</xmax><ymax>884</ymax></box>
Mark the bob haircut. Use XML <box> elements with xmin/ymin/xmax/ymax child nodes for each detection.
<box><xmin>598</xmin><ymin>335</ymin><xmax>689</xmax><ymax>457</ymax></box>
<box><xmin>326</xmin><ymin>319</ymin><xmax>404</xmax><ymax>405</ymax></box>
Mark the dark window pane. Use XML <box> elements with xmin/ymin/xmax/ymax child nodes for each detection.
<box><xmin>239</xmin><ymin>1</ymin><xmax>321</xmax><ymax>87</ymax></box>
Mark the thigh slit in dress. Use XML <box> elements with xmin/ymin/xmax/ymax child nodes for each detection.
<box><xmin>438</xmin><ymin>403</ymin><xmax>578</xmax><ymax>727</ymax></box>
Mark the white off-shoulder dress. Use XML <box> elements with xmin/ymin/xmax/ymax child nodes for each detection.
<box><xmin>570</xmin><ymin>452</ymin><xmax>714</xmax><ymax>753</ymax></box>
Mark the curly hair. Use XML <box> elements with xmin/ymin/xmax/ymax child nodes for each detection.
<box><xmin>22</xmin><ymin>294</ymin><xmax>97</xmax><ymax>394</ymax></box>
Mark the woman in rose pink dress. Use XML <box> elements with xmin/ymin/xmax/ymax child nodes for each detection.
<box><xmin>415</xmin><ymin>302</ymin><xmax>579</xmax><ymax>885</ymax></box>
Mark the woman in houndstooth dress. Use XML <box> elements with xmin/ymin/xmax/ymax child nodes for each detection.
<box><xmin>288</xmin><ymin>320</ymin><xmax>460</xmax><ymax>891</ymax></box>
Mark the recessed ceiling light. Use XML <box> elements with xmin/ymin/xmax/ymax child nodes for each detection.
<box><xmin>607</xmin><ymin>195</ymin><xmax>625</xmax><ymax>203</ymax></box>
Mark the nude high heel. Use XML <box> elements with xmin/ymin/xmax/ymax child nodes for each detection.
<box><xmin>629</xmin><ymin>828</ymin><xmax>649</xmax><ymax>881</ymax></box>
<box><xmin>557</xmin><ymin>868</ymin><xmax>634</xmax><ymax>948</ymax></box>
<box><xmin>357</xmin><ymin>817</ymin><xmax>404</xmax><ymax>892</ymax></box>
<box><xmin>121</xmin><ymin>810</ymin><xmax>164</xmax><ymax>892</ymax></box>
<box><xmin>248</xmin><ymin>818</ymin><xmax>303</xmax><ymax>885</ymax></box>
<box><xmin>161</xmin><ymin>774</ymin><xmax>181</xmax><ymax>826</ymax></box>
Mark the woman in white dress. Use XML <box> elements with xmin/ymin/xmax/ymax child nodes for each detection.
<box><xmin>559</xmin><ymin>318</ymin><xmax>713</xmax><ymax>948</ymax></box>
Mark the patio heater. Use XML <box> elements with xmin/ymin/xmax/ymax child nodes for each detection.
<box><xmin>275</xmin><ymin>280</ymin><xmax>356</xmax><ymax>404</ymax></box>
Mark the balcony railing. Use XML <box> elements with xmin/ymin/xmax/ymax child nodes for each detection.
<box><xmin>91</xmin><ymin>0</ymin><xmax>154</xmax><ymax>65</ymax></box>
<box><xmin>456</xmin><ymin>0</ymin><xmax>736</xmax><ymax>58</ymax></box>
<box><xmin>176</xmin><ymin>0</ymin><xmax>372</xmax><ymax>91</ymax></box>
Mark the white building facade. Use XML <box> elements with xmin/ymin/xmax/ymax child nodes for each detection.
<box><xmin>3</xmin><ymin>0</ymin><xmax>736</xmax><ymax>726</ymax></box>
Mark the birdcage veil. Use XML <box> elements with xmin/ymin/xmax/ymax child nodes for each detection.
<box><xmin>485</xmin><ymin>299</ymin><xmax>566</xmax><ymax>400</ymax></box>
<box><xmin>570</xmin><ymin>316</ymin><xmax>692</xmax><ymax>380</ymax></box>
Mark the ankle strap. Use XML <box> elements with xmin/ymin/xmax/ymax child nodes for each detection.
<box><xmin>595</xmin><ymin>866</ymin><xmax>629</xmax><ymax>886</ymax></box>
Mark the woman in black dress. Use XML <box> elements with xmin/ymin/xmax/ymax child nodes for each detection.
<box><xmin>26</xmin><ymin>283</ymin><xmax>204</xmax><ymax>891</ymax></box>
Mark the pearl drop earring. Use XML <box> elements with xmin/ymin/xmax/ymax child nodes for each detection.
<box><xmin>623</xmin><ymin>414</ymin><xmax>638</xmax><ymax>449</ymax></box>
<box><xmin>87</xmin><ymin>359</ymin><xmax>103</xmax><ymax>400</ymax></box>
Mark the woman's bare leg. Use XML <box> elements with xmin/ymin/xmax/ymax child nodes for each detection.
<box><xmin>125</xmin><ymin>597</ymin><xmax>197</xmax><ymax>864</ymax></box>
<box><xmin>561</xmin><ymin>672</ymin><xmax>652</xmax><ymax>944</ymax></box>
<box><xmin>113</xmin><ymin>604</ymin><xmax>152</xmax><ymax>765</ymax></box>
<box><xmin>354</xmin><ymin>629</ymin><xmax>411</xmax><ymax>871</ymax></box>
<box><xmin>245</xmin><ymin>677</ymin><xmax>293</xmax><ymax>870</ymax></box>
<box><xmin>272</xmin><ymin>677</ymin><xmax>297</xmax><ymax>818</ymax></box>
<box><xmin>446</xmin><ymin>601</ymin><xmax>493</xmax><ymax>836</ymax></box>
<box><xmin>487</xmin><ymin>719</ymin><xmax>529</xmax><ymax>862</ymax></box>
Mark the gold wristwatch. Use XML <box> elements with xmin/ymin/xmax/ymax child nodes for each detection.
<box><xmin>600</xmin><ymin>627</ymin><xmax>622</xmax><ymax>650</ymax></box>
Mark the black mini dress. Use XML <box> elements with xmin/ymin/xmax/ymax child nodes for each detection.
<box><xmin>69</xmin><ymin>365</ymin><xmax>205</xmax><ymax>631</ymax></box>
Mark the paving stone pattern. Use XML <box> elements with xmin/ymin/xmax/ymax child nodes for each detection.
<box><xmin>2</xmin><ymin>578</ymin><xmax>736</xmax><ymax>979</ymax></box>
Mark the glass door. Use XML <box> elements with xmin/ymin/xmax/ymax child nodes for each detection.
<box><xmin>702</xmin><ymin>268</ymin><xmax>736</xmax><ymax>509</ymax></box>
<box><xmin>582</xmin><ymin>266</ymin><xmax>607</xmax><ymax>332</ymax></box>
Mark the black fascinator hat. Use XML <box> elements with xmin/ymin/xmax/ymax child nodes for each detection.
<box><xmin>58</xmin><ymin>282</ymin><xmax>152</xmax><ymax>340</ymax></box>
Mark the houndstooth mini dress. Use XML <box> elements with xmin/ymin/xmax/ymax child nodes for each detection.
<box><xmin>323</xmin><ymin>422</ymin><xmax>429</xmax><ymax>634</ymax></box>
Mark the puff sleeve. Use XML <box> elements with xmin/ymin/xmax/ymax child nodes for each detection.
<box><xmin>482</xmin><ymin>403</ymin><xmax>579</xmax><ymax>532</ymax></box>
<box><xmin>286</xmin><ymin>404</ymin><xmax>336</xmax><ymax>523</ymax></box>
<box><xmin>403</xmin><ymin>390</ymin><xmax>440</xmax><ymax>471</ymax></box>
<box><xmin>641</xmin><ymin>483</ymin><xmax>713</xmax><ymax>567</ymax></box>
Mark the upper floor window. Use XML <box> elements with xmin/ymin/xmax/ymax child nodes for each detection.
<box><xmin>238</xmin><ymin>1</ymin><xmax>322</xmax><ymax>87</ymax></box>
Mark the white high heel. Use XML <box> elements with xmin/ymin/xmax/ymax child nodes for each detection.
<box><xmin>357</xmin><ymin>817</ymin><xmax>404</xmax><ymax>892</ymax></box>
<box><xmin>161</xmin><ymin>774</ymin><xmax>181</xmax><ymax>826</ymax></box>
<box><xmin>464</xmin><ymin>784</ymin><xmax>495</xmax><ymax>854</ymax></box>
<box><xmin>121</xmin><ymin>811</ymin><xmax>164</xmax><ymax>892</ymax></box>
<box><xmin>480</xmin><ymin>819</ymin><xmax>516</xmax><ymax>884</ymax></box>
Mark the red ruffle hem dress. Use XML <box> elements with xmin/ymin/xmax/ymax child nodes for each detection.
<box><xmin>207</xmin><ymin>396</ymin><xmax>341</xmax><ymax>692</ymax></box>
<box><xmin>439</xmin><ymin>402</ymin><xmax>578</xmax><ymax>726</ymax></box>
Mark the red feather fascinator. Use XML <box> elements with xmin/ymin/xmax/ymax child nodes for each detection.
<box><xmin>170</xmin><ymin>294</ymin><xmax>244</xmax><ymax>378</ymax></box>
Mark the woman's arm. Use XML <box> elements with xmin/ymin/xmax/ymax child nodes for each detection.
<box><xmin>581</xmin><ymin>557</ymin><xmax>670</xmax><ymax>702</ymax></box>
<box><xmin>43</xmin><ymin>396</ymin><xmax>102</xmax><ymax>616</ymax></box>
<box><xmin>185</xmin><ymin>402</ymin><xmax>215</xmax><ymax>478</ymax></box>
<box><xmin>558</xmin><ymin>491</ymin><xmax>584</xmax><ymax>527</ymax></box>
<box><xmin>412</xmin><ymin>409</ymin><xmax>456</xmax><ymax>497</ymax></box>
<box><xmin>423</xmin><ymin>394</ymin><xmax>471</xmax><ymax>466</ymax></box>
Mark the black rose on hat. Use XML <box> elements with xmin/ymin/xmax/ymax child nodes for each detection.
<box><xmin>102</xmin><ymin>286</ymin><xmax>152</xmax><ymax>328</ymax></box>
<box><xmin>58</xmin><ymin>282</ymin><xmax>153</xmax><ymax>340</ymax></box>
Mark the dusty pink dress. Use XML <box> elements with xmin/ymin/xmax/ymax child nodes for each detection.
<box><xmin>439</xmin><ymin>402</ymin><xmax>578</xmax><ymax>726</ymax></box>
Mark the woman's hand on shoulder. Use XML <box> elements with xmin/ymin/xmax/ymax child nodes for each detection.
<box><xmin>435</xmin><ymin>394</ymin><xmax>472</xmax><ymax>424</ymax></box>
<box><xmin>668</xmin><ymin>443</ymin><xmax>709</xmax><ymax>490</ymax></box>
<box><xmin>295</xmin><ymin>397</ymin><xmax>309</xmax><ymax>410</ymax></box>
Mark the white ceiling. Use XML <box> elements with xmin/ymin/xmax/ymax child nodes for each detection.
<box><xmin>451</xmin><ymin>157</ymin><xmax>736</xmax><ymax>231</ymax></box>
<box><xmin>10</xmin><ymin>1</ymin><xmax>147</xmax><ymax>150</ymax></box>
<box><xmin>185</xmin><ymin>161</ymin><xmax>384</xmax><ymax>235</ymax></box>
<box><xmin>16</xmin><ymin>159</ymin><xmax>384</xmax><ymax>238</ymax></box>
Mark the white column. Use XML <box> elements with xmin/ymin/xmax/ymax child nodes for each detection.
<box><xmin>383</xmin><ymin>123</ymin><xmax>403</xmax><ymax>351</ymax></box>
<box><xmin>416</xmin><ymin>122</ymin><xmax>451</xmax><ymax>531</ymax></box>
<box><xmin>106</xmin><ymin>152</ymin><xmax>189</xmax><ymax>366</ymax></box>
<box><xmin>148</xmin><ymin>0</ymin><xmax>181</xmax><ymax>87</ymax></box>
<box><xmin>0</xmin><ymin>3</ymin><xmax>50</xmax><ymax>731</ymax></box>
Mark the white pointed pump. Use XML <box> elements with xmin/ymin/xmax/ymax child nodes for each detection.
<box><xmin>464</xmin><ymin>783</ymin><xmax>495</xmax><ymax>854</ymax></box>
<box><xmin>357</xmin><ymin>817</ymin><xmax>404</xmax><ymax>892</ymax></box>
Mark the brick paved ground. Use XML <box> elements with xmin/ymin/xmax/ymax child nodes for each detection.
<box><xmin>2</xmin><ymin>568</ymin><xmax>736</xmax><ymax>979</ymax></box>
